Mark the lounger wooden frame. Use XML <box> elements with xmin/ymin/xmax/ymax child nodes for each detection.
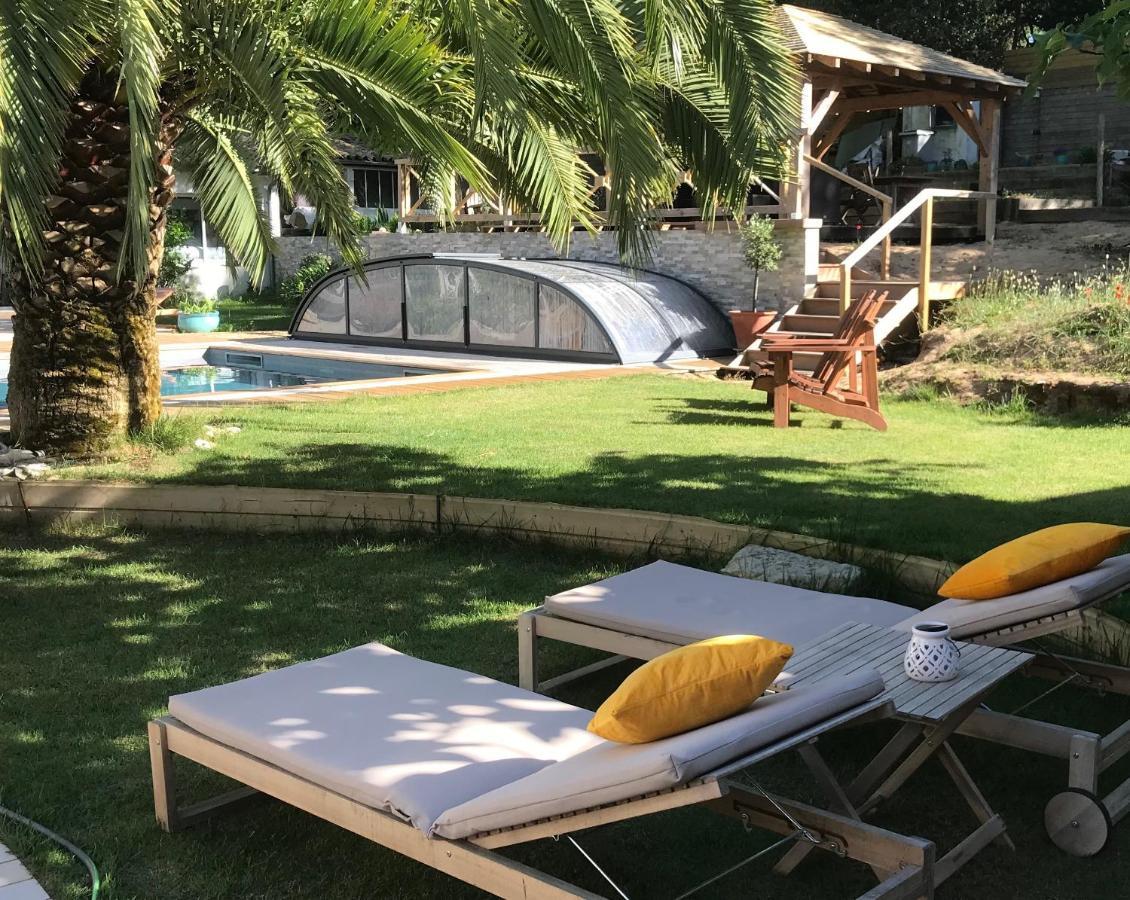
<box><xmin>149</xmin><ymin>701</ymin><xmax>936</xmax><ymax>899</ymax></box>
<box><xmin>518</xmin><ymin>599</ymin><xmax>1130</xmax><ymax>855</ymax></box>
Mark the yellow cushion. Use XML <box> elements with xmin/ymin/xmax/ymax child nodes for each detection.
<box><xmin>939</xmin><ymin>523</ymin><xmax>1130</xmax><ymax>601</ymax></box>
<box><xmin>587</xmin><ymin>635</ymin><xmax>793</xmax><ymax>744</ymax></box>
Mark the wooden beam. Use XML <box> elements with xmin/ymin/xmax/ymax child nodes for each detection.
<box><xmin>814</xmin><ymin>110</ymin><xmax>856</xmax><ymax>161</ymax></box>
<box><xmin>919</xmin><ymin>195</ymin><xmax>934</xmax><ymax>329</ymax></box>
<box><xmin>804</xmin><ymin>61</ymin><xmax>1006</xmax><ymax>100</ymax></box>
<box><xmin>809</xmin><ymin>90</ymin><xmax>842</xmax><ymax>134</ymax></box>
<box><xmin>978</xmin><ymin>98</ymin><xmax>1001</xmax><ymax>243</ymax></box>
<box><xmin>942</xmin><ymin>101</ymin><xmax>989</xmax><ymax>157</ymax></box>
<box><xmin>780</xmin><ymin>81</ymin><xmax>813</xmax><ymax>219</ymax></box>
<box><xmin>837</xmin><ymin>90</ymin><xmax>974</xmax><ymax>113</ymax></box>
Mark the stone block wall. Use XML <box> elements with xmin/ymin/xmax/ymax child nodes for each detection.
<box><xmin>274</xmin><ymin>220</ymin><xmax>820</xmax><ymax>314</ymax></box>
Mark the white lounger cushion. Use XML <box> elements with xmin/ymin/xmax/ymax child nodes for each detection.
<box><xmin>544</xmin><ymin>560</ymin><xmax>910</xmax><ymax>647</ymax></box>
<box><xmin>170</xmin><ymin>642</ymin><xmax>883</xmax><ymax>840</ymax></box>
<box><xmin>433</xmin><ymin>666</ymin><xmax>883</xmax><ymax>840</ymax></box>
<box><xmin>169</xmin><ymin>643</ymin><xmax>601</xmax><ymax>834</ymax></box>
<box><xmin>905</xmin><ymin>553</ymin><xmax>1130</xmax><ymax>638</ymax></box>
<box><xmin>545</xmin><ymin>556</ymin><xmax>1130</xmax><ymax>646</ymax></box>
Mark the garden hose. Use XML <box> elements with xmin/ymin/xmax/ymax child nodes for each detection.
<box><xmin>0</xmin><ymin>803</ymin><xmax>100</xmax><ymax>899</ymax></box>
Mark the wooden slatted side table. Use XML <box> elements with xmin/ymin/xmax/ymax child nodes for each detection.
<box><xmin>773</xmin><ymin>621</ymin><xmax>1032</xmax><ymax>889</ymax></box>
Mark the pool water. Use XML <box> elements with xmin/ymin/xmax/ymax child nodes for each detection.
<box><xmin>160</xmin><ymin>366</ymin><xmax>329</xmax><ymax>396</ymax></box>
<box><xmin>0</xmin><ymin>356</ymin><xmax>440</xmax><ymax>406</ymax></box>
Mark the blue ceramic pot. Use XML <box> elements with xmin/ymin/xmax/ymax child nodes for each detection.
<box><xmin>177</xmin><ymin>311</ymin><xmax>221</xmax><ymax>333</ymax></box>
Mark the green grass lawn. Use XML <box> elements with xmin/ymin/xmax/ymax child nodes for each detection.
<box><xmin>4</xmin><ymin>524</ymin><xmax>1130</xmax><ymax>900</ymax></box>
<box><xmin>77</xmin><ymin>373</ymin><xmax>1130</xmax><ymax>562</ymax></box>
<box><xmin>214</xmin><ymin>296</ymin><xmax>294</xmax><ymax>332</ymax></box>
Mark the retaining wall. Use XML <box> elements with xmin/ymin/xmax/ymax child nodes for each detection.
<box><xmin>0</xmin><ymin>481</ymin><xmax>953</xmax><ymax>595</ymax></box>
<box><xmin>275</xmin><ymin>220</ymin><xmax>821</xmax><ymax>314</ymax></box>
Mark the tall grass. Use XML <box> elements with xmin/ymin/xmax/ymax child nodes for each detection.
<box><xmin>941</xmin><ymin>269</ymin><xmax>1130</xmax><ymax>376</ymax></box>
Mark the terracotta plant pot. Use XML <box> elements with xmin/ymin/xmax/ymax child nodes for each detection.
<box><xmin>728</xmin><ymin>310</ymin><xmax>777</xmax><ymax>350</ymax></box>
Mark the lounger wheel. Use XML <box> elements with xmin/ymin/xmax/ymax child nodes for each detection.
<box><xmin>1044</xmin><ymin>789</ymin><xmax>1111</xmax><ymax>857</ymax></box>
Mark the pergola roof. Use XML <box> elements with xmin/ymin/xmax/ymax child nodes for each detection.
<box><xmin>779</xmin><ymin>5</ymin><xmax>1026</xmax><ymax>97</ymax></box>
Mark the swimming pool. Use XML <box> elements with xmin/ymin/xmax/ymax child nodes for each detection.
<box><xmin>0</xmin><ymin>349</ymin><xmax>447</xmax><ymax>406</ymax></box>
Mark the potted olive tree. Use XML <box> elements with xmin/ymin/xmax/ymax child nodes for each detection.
<box><xmin>731</xmin><ymin>215</ymin><xmax>782</xmax><ymax>349</ymax></box>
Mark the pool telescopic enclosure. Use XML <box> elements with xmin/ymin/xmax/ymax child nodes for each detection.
<box><xmin>289</xmin><ymin>255</ymin><xmax>735</xmax><ymax>364</ymax></box>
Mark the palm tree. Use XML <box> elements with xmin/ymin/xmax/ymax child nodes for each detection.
<box><xmin>0</xmin><ymin>0</ymin><xmax>797</xmax><ymax>455</ymax></box>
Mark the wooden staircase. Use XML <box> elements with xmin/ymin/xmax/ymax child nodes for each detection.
<box><xmin>725</xmin><ymin>187</ymin><xmax>990</xmax><ymax>376</ymax></box>
<box><xmin>730</xmin><ymin>264</ymin><xmax>965</xmax><ymax>375</ymax></box>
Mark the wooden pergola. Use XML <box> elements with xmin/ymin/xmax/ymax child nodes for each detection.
<box><xmin>781</xmin><ymin>5</ymin><xmax>1030</xmax><ymax>243</ymax></box>
<box><xmin>778</xmin><ymin>5</ymin><xmax>1027</xmax><ymax>242</ymax></box>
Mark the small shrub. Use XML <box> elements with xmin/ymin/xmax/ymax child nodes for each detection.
<box><xmin>130</xmin><ymin>416</ymin><xmax>199</xmax><ymax>453</ymax></box>
<box><xmin>278</xmin><ymin>253</ymin><xmax>334</xmax><ymax>306</ymax></box>
<box><xmin>175</xmin><ymin>288</ymin><xmax>216</xmax><ymax>314</ymax></box>
<box><xmin>353</xmin><ymin>210</ymin><xmax>399</xmax><ymax>234</ymax></box>
<box><xmin>158</xmin><ymin>210</ymin><xmax>196</xmax><ymax>287</ymax></box>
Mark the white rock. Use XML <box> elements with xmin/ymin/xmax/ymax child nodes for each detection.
<box><xmin>722</xmin><ymin>545</ymin><xmax>864</xmax><ymax>593</ymax></box>
<box><xmin>194</xmin><ymin>438</ymin><xmax>215</xmax><ymax>450</ymax></box>
<box><xmin>223</xmin><ymin>425</ymin><xmax>241</xmax><ymax>434</ymax></box>
<box><xmin>0</xmin><ymin>449</ymin><xmax>36</xmax><ymax>466</ymax></box>
<box><xmin>203</xmin><ymin>425</ymin><xmax>217</xmax><ymax>437</ymax></box>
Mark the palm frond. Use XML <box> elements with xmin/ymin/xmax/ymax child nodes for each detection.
<box><xmin>298</xmin><ymin>0</ymin><xmax>487</xmax><ymax>190</ymax></box>
<box><xmin>115</xmin><ymin>0</ymin><xmax>167</xmax><ymax>285</ymax></box>
<box><xmin>0</xmin><ymin>1</ymin><xmax>101</xmax><ymax>277</ymax></box>
<box><xmin>177</xmin><ymin>113</ymin><xmax>276</xmax><ymax>279</ymax></box>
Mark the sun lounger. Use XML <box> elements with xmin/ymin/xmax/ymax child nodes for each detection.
<box><xmin>518</xmin><ymin>557</ymin><xmax>1130</xmax><ymax>855</ymax></box>
<box><xmin>149</xmin><ymin>642</ymin><xmax>934</xmax><ymax>899</ymax></box>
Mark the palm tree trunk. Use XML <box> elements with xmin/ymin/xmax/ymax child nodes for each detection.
<box><xmin>5</xmin><ymin>68</ymin><xmax>173</xmax><ymax>454</ymax></box>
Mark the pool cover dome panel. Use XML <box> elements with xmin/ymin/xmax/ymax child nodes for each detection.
<box><xmin>290</xmin><ymin>254</ymin><xmax>733</xmax><ymax>364</ymax></box>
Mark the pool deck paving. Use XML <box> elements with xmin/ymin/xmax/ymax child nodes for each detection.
<box><xmin>0</xmin><ymin>317</ymin><xmax>717</xmax><ymax>431</ymax></box>
<box><xmin>0</xmin><ymin>846</ymin><xmax>49</xmax><ymax>900</ymax></box>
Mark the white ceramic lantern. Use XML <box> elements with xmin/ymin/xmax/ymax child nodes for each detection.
<box><xmin>903</xmin><ymin>622</ymin><xmax>960</xmax><ymax>682</ymax></box>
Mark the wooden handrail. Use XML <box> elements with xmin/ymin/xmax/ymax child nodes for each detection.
<box><xmin>838</xmin><ymin>188</ymin><xmax>996</xmax><ymax>325</ymax></box>
<box><xmin>805</xmin><ymin>154</ymin><xmax>893</xmax><ymax>279</ymax></box>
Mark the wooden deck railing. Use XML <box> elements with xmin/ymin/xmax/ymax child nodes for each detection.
<box><xmin>839</xmin><ymin>188</ymin><xmax>996</xmax><ymax>326</ymax></box>
<box><xmin>804</xmin><ymin>154</ymin><xmax>893</xmax><ymax>279</ymax></box>
<box><xmin>399</xmin><ymin>204</ymin><xmax>782</xmax><ymax>226</ymax></box>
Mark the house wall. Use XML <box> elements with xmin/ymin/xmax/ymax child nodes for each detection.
<box><xmin>274</xmin><ymin>220</ymin><xmax>820</xmax><ymax>314</ymax></box>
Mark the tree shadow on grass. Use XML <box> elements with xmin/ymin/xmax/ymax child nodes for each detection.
<box><xmin>169</xmin><ymin>439</ymin><xmax>1130</xmax><ymax>564</ymax></box>
<box><xmin>5</xmin><ymin>524</ymin><xmax>1130</xmax><ymax>900</ymax></box>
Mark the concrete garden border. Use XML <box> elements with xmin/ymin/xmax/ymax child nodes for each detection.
<box><xmin>0</xmin><ymin>480</ymin><xmax>954</xmax><ymax>594</ymax></box>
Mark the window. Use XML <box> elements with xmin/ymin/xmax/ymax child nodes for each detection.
<box><xmin>404</xmin><ymin>264</ymin><xmax>464</xmax><ymax>342</ymax></box>
<box><xmin>350</xmin><ymin>268</ymin><xmax>403</xmax><ymax>339</ymax></box>
<box><xmin>538</xmin><ymin>285</ymin><xmax>613</xmax><ymax>354</ymax></box>
<box><xmin>297</xmin><ymin>277</ymin><xmax>346</xmax><ymax>334</ymax></box>
<box><xmin>933</xmin><ymin>105</ymin><xmax>956</xmax><ymax>129</ymax></box>
<box><xmin>468</xmin><ymin>269</ymin><xmax>535</xmax><ymax>347</ymax></box>
<box><xmin>353</xmin><ymin>168</ymin><xmax>397</xmax><ymax>209</ymax></box>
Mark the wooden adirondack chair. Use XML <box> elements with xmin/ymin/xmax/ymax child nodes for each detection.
<box><xmin>754</xmin><ymin>290</ymin><xmax>888</xmax><ymax>431</ymax></box>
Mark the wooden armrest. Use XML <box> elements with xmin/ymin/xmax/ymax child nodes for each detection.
<box><xmin>763</xmin><ymin>339</ymin><xmax>876</xmax><ymax>352</ymax></box>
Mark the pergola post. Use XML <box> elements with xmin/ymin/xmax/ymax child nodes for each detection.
<box><xmin>780</xmin><ymin>80</ymin><xmax>814</xmax><ymax>219</ymax></box>
<box><xmin>396</xmin><ymin>158</ymin><xmax>413</xmax><ymax>220</ymax></box>
<box><xmin>977</xmin><ymin>99</ymin><xmax>1001</xmax><ymax>243</ymax></box>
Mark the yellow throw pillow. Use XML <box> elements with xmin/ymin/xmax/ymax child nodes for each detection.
<box><xmin>939</xmin><ymin>523</ymin><xmax>1130</xmax><ymax>601</ymax></box>
<box><xmin>587</xmin><ymin>635</ymin><xmax>793</xmax><ymax>744</ymax></box>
